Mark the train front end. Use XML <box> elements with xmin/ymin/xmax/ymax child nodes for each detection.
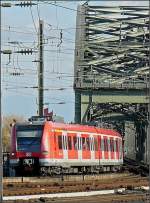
<box><xmin>10</xmin><ymin>122</ymin><xmax>44</xmax><ymax>175</ymax></box>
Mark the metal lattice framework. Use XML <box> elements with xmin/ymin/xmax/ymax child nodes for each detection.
<box><xmin>74</xmin><ymin>4</ymin><xmax>149</xmax><ymax>163</ymax></box>
<box><xmin>74</xmin><ymin>5</ymin><xmax>149</xmax><ymax>90</ymax></box>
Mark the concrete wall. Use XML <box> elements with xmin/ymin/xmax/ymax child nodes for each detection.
<box><xmin>124</xmin><ymin>121</ymin><xmax>136</xmax><ymax>160</ymax></box>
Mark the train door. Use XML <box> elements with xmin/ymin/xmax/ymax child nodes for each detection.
<box><xmin>118</xmin><ymin>138</ymin><xmax>123</xmax><ymax>160</ymax></box>
<box><xmin>98</xmin><ymin>136</ymin><xmax>102</xmax><ymax>160</ymax></box>
<box><xmin>115</xmin><ymin>138</ymin><xmax>119</xmax><ymax>160</ymax></box>
<box><xmin>81</xmin><ymin>134</ymin><xmax>91</xmax><ymax>159</ymax></box>
<box><xmin>54</xmin><ymin>131</ymin><xmax>63</xmax><ymax>159</ymax></box>
<box><xmin>101</xmin><ymin>136</ymin><xmax>104</xmax><ymax>161</ymax></box>
<box><xmin>110</xmin><ymin>137</ymin><xmax>115</xmax><ymax>160</ymax></box>
<box><xmin>62</xmin><ymin>131</ymin><xmax>68</xmax><ymax>161</ymax></box>
<box><xmin>104</xmin><ymin>136</ymin><xmax>109</xmax><ymax>160</ymax></box>
<box><xmin>94</xmin><ymin>136</ymin><xmax>99</xmax><ymax>160</ymax></box>
<box><xmin>77</xmin><ymin>133</ymin><xmax>82</xmax><ymax>162</ymax></box>
<box><xmin>90</xmin><ymin>135</ymin><xmax>94</xmax><ymax>162</ymax></box>
<box><xmin>67</xmin><ymin>133</ymin><xmax>78</xmax><ymax>160</ymax></box>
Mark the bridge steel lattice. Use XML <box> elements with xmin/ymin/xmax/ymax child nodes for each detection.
<box><xmin>74</xmin><ymin>5</ymin><xmax>149</xmax><ymax>164</ymax></box>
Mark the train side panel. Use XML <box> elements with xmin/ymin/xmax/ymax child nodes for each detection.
<box><xmin>10</xmin><ymin>121</ymin><xmax>123</xmax><ymax>175</ymax></box>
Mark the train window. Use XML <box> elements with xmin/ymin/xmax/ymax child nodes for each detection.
<box><xmin>107</xmin><ymin>139</ymin><xmax>110</xmax><ymax>152</ymax></box>
<box><xmin>104</xmin><ymin>138</ymin><xmax>108</xmax><ymax>151</ymax></box>
<box><xmin>92</xmin><ymin>137</ymin><xmax>94</xmax><ymax>151</ymax></box>
<box><xmin>80</xmin><ymin>137</ymin><xmax>82</xmax><ymax>150</ymax></box>
<box><xmin>62</xmin><ymin>135</ymin><xmax>64</xmax><ymax>149</ymax></box>
<box><xmin>86</xmin><ymin>138</ymin><xmax>90</xmax><ymax>150</ymax></box>
<box><xmin>82</xmin><ymin>137</ymin><xmax>86</xmax><ymax>150</ymax></box>
<box><xmin>68</xmin><ymin>136</ymin><xmax>72</xmax><ymax>150</ymax></box>
<box><xmin>62</xmin><ymin>135</ymin><xmax>66</xmax><ymax>150</ymax></box>
<box><xmin>58</xmin><ymin>135</ymin><xmax>62</xmax><ymax>150</ymax></box>
<box><xmin>120</xmin><ymin>140</ymin><xmax>122</xmax><ymax>153</ymax></box>
<box><xmin>89</xmin><ymin>137</ymin><xmax>91</xmax><ymax>151</ymax></box>
<box><xmin>99</xmin><ymin>136</ymin><xmax>101</xmax><ymax>150</ymax></box>
<box><xmin>65</xmin><ymin>136</ymin><xmax>68</xmax><ymax>150</ymax></box>
<box><xmin>16</xmin><ymin>125</ymin><xmax>43</xmax><ymax>137</ymax></box>
<box><xmin>110</xmin><ymin>139</ymin><xmax>112</xmax><ymax>152</ymax></box>
<box><xmin>115</xmin><ymin>139</ymin><xmax>118</xmax><ymax>152</ymax></box>
<box><xmin>73</xmin><ymin>136</ymin><xmax>77</xmax><ymax>150</ymax></box>
<box><xmin>81</xmin><ymin>137</ymin><xmax>90</xmax><ymax>150</ymax></box>
<box><xmin>89</xmin><ymin>137</ymin><xmax>92</xmax><ymax>151</ymax></box>
<box><xmin>101</xmin><ymin>139</ymin><xmax>104</xmax><ymax>151</ymax></box>
<box><xmin>17</xmin><ymin>137</ymin><xmax>41</xmax><ymax>152</ymax></box>
<box><xmin>94</xmin><ymin>137</ymin><xmax>98</xmax><ymax>151</ymax></box>
<box><xmin>110</xmin><ymin>139</ymin><xmax>114</xmax><ymax>152</ymax></box>
<box><xmin>119</xmin><ymin>140</ymin><xmax>122</xmax><ymax>158</ymax></box>
<box><xmin>110</xmin><ymin>138</ymin><xmax>112</xmax><ymax>152</ymax></box>
<box><xmin>77</xmin><ymin>137</ymin><xmax>80</xmax><ymax>150</ymax></box>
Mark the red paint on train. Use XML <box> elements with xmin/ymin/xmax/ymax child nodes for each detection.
<box><xmin>10</xmin><ymin>121</ymin><xmax>123</xmax><ymax>175</ymax></box>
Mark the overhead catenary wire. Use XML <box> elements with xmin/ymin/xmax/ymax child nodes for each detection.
<box><xmin>2</xmin><ymin>0</ymin><xmax>82</xmax><ymax>117</ymax></box>
<box><xmin>29</xmin><ymin>4</ymin><xmax>38</xmax><ymax>34</ymax></box>
<box><xmin>4</xmin><ymin>89</ymin><xmax>75</xmax><ymax>104</ymax></box>
<box><xmin>41</xmin><ymin>1</ymin><xmax>83</xmax><ymax>13</ymax></box>
<box><xmin>2</xmin><ymin>24</ymin><xmax>87</xmax><ymax>33</ymax></box>
<box><xmin>36</xmin><ymin>2</ymin><xmax>41</xmax><ymax>21</ymax></box>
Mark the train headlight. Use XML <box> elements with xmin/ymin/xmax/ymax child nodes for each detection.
<box><xmin>42</xmin><ymin>151</ymin><xmax>48</xmax><ymax>155</ymax></box>
<box><xmin>11</xmin><ymin>153</ymin><xmax>15</xmax><ymax>156</ymax></box>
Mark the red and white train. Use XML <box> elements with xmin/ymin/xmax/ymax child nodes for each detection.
<box><xmin>10</xmin><ymin>120</ymin><xmax>123</xmax><ymax>175</ymax></box>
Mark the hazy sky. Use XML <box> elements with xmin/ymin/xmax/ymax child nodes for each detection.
<box><xmin>1</xmin><ymin>0</ymin><xmax>148</xmax><ymax>122</ymax></box>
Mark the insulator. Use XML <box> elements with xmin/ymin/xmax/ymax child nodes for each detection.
<box><xmin>10</xmin><ymin>72</ymin><xmax>23</xmax><ymax>76</ymax></box>
<box><xmin>20</xmin><ymin>50</ymin><xmax>23</xmax><ymax>54</ymax></box>
<box><xmin>15</xmin><ymin>48</ymin><xmax>34</xmax><ymax>55</ymax></box>
<box><xmin>1</xmin><ymin>3</ymin><xmax>12</xmax><ymax>7</ymax></box>
<box><xmin>15</xmin><ymin>1</ymin><xmax>37</xmax><ymax>7</ymax></box>
<box><xmin>2</xmin><ymin>50</ymin><xmax>12</xmax><ymax>54</ymax></box>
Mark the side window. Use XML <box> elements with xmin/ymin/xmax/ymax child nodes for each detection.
<box><xmin>120</xmin><ymin>140</ymin><xmax>122</xmax><ymax>153</ymax></box>
<box><xmin>90</xmin><ymin>137</ymin><xmax>94</xmax><ymax>151</ymax></box>
<box><xmin>65</xmin><ymin>136</ymin><xmax>68</xmax><ymax>150</ymax></box>
<box><xmin>119</xmin><ymin>139</ymin><xmax>122</xmax><ymax>158</ymax></box>
<box><xmin>92</xmin><ymin>137</ymin><xmax>95</xmax><ymax>151</ymax></box>
<box><xmin>63</xmin><ymin>135</ymin><xmax>67</xmax><ymax>150</ymax></box>
<box><xmin>77</xmin><ymin>137</ymin><xmax>80</xmax><ymax>150</ymax></box>
<box><xmin>116</xmin><ymin>139</ymin><xmax>118</xmax><ymax>152</ymax></box>
<box><xmin>104</xmin><ymin>138</ymin><xmax>108</xmax><ymax>151</ymax></box>
<box><xmin>94</xmin><ymin>137</ymin><xmax>98</xmax><ymax>151</ymax></box>
<box><xmin>86</xmin><ymin>137</ymin><xmax>90</xmax><ymax>150</ymax></box>
<box><xmin>99</xmin><ymin>136</ymin><xmax>101</xmax><ymax>150</ymax></box>
<box><xmin>101</xmin><ymin>139</ymin><xmax>104</xmax><ymax>151</ymax></box>
<box><xmin>90</xmin><ymin>137</ymin><xmax>93</xmax><ymax>151</ymax></box>
<box><xmin>82</xmin><ymin>137</ymin><xmax>90</xmax><ymax>150</ymax></box>
<box><xmin>112</xmin><ymin>139</ymin><xmax>114</xmax><ymax>152</ymax></box>
<box><xmin>82</xmin><ymin>137</ymin><xmax>86</xmax><ymax>150</ymax></box>
<box><xmin>73</xmin><ymin>136</ymin><xmax>77</xmax><ymax>150</ymax></box>
<box><xmin>110</xmin><ymin>139</ymin><xmax>113</xmax><ymax>152</ymax></box>
<box><xmin>58</xmin><ymin>135</ymin><xmax>62</xmax><ymax>150</ymax></box>
<box><xmin>68</xmin><ymin>136</ymin><xmax>72</xmax><ymax>150</ymax></box>
<box><xmin>80</xmin><ymin>137</ymin><xmax>82</xmax><ymax>150</ymax></box>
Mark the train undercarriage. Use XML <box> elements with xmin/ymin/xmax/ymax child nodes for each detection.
<box><xmin>14</xmin><ymin>158</ymin><xmax>121</xmax><ymax>176</ymax></box>
<box><xmin>39</xmin><ymin>165</ymin><xmax>121</xmax><ymax>176</ymax></box>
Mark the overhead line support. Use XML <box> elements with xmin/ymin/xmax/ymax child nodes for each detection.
<box><xmin>38</xmin><ymin>20</ymin><xmax>44</xmax><ymax>117</ymax></box>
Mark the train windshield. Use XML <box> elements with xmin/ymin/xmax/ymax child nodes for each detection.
<box><xmin>16</xmin><ymin>125</ymin><xmax>44</xmax><ymax>152</ymax></box>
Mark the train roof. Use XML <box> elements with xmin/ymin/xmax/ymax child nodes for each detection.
<box><xmin>47</xmin><ymin>121</ymin><xmax>121</xmax><ymax>137</ymax></box>
<box><xmin>13</xmin><ymin>121</ymin><xmax>121</xmax><ymax>137</ymax></box>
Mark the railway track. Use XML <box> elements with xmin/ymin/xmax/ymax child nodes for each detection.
<box><xmin>124</xmin><ymin>158</ymin><xmax>149</xmax><ymax>176</ymax></box>
<box><xmin>3</xmin><ymin>173</ymin><xmax>148</xmax><ymax>197</ymax></box>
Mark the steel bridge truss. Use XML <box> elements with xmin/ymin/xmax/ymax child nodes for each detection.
<box><xmin>74</xmin><ymin>5</ymin><xmax>149</xmax><ymax>90</ymax></box>
<box><xmin>74</xmin><ymin>4</ymin><xmax>149</xmax><ymax>163</ymax></box>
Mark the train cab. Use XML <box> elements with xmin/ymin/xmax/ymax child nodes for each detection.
<box><xmin>10</xmin><ymin>122</ymin><xmax>44</xmax><ymax>174</ymax></box>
